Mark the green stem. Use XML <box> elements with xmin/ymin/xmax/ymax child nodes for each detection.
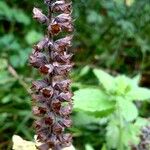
<box><xmin>117</xmin><ymin>103</ymin><xmax>124</xmax><ymax>150</ymax></box>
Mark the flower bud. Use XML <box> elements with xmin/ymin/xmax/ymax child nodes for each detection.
<box><xmin>52</xmin><ymin>1</ymin><xmax>72</xmax><ymax>14</ymax></box>
<box><xmin>33</xmin><ymin>8</ymin><xmax>48</xmax><ymax>24</ymax></box>
<box><xmin>33</xmin><ymin>38</ymin><xmax>49</xmax><ymax>51</ymax></box>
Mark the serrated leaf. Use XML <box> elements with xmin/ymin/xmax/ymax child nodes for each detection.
<box><xmin>134</xmin><ymin>117</ymin><xmax>149</xmax><ymax>127</ymax></box>
<box><xmin>119</xmin><ymin>100</ymin><xmax>138</xmax><ymax>122</ymax></box>
<box><xmin>127</xmin><ymin>87</ymin><xmax>150</xmax><ymax>101</ymax></box>
<box><xmin>93</xmin><ymin>69</ymin><xmax>114</xmax><ymax>91</ymax></box>
<box><xmin>73</xmin><ymin>88</ymin><xmax>115</xmax><ymax>117</ymax></box>
<box><xmin>122</xmin><ymin>124</ymin><xmax>140</xmax><ymax>147</ymax></box>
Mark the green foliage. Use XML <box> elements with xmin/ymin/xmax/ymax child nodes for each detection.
<box><xmin>74</xmin><ymin>88</ymin><xmax>115</xmax><ymax>117</ymax></box>
<box><xmin>0</xmin><ymin>0</ymin><xmax>150</xmax><ymax>150</ymax></box>
<box><xmin>0</xmin><ymin>1</ymin><xmax>30</xmax><ymax>25</ymax></box>
<box><xmin>73</xmin><ymin>69</ymin><xmax>150</xmax><ymax>149</ymax></box>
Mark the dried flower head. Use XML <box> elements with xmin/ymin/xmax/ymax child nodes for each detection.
<box><xmin>29</xmin><ymin>0</ymin><xmax>73</xmax><ymax>150</ymax></box>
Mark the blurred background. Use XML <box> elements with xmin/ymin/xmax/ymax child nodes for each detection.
<box><xmin>0</xmin><ymin>0</ymin><xmax>150</xmax><ymax>149</ymax></box>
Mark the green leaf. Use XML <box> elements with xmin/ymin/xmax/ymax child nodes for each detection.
<box><xmin>73</xmin><ymin>112</ymin><xmax>100</xmax><ymax>126</ymax></box>
<box><xmin>73</xmin><ymin>88</ymin><xmax>115</xmax><ymax>117</ymax></box>
<box><xmin>10</xmin><ymin>55</ymin><xmax>21</xmax><ymax>68</ymax></box>
<box><xmin>25</xmin><ymin>30</ymin><xmax>43</xmax><ymax>44</ymax></box>
<box><xmin>85</xmin><ymin>144</ymin><xmax>95</xmax><ymax>150</ymax></box>
<box><xmin>127</xmin><ymin>87</ymin><xmax>150</xmax><ymax>101</ymax></box>
<box><xmin>134</xmin><ymin>117</ymin><xmax>149</xmax><ymax>127</ymax></box>
<box><xmin>119</xmin><ymin>100</ymin><xmax>138</xmax><ymax>122</ymax></box>
<box><xmin>0</xmin><ymin>1</ymin><xmax>12</xmax><ymax>20</ymax></box>
<box><xmin>12</xmin><ymin>9</ymin><xmax>30</xmax><ymax>25</ymax></box>
<box><xmin>79</xmin><ymin>65</ymin><xmax>90</xmax><ymax>77</ymax></box>
<box><xmin>93</xmin><ymin>69</ymin><xmax>114</xmax><ymax>91</ymax></box>
<box><xmin>87</xmin><ymin>10</ymin><xmax>103</xmax><ymax>24</ymax></box>
<box><xmin>101</xmin><ymin>144</ymin><xmax>107</xmax><ymax>150</ymax></box>
<box><xmin>0</xmin><ymin>58</ymin><xmax>8</xmax><ymax>70</ymax></box>
<box><xmin>114</xmin><ymin>75</ymin><xmax>132</xmax><ymax>95</ymax></box>
<box><xmin>122</xmin><ymin>124</ymin><xmax>140</xmax><ymax>147</ymax></box>
<box><xmin>106</xmin><ymin>122</ymin><xmax>119</xmax><ymax>149</ymax></box>
<box><xmin>1</xmin><ymin>95</ymin><xmax>12</xmax><ymax>104</ymax></box>
<box><xmin>132</xmin><ymin>75</ymin><xmax>141</xmax><ymax>85</ymax></box>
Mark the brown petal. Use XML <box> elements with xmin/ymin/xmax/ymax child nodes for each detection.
<box><xmin>58</xmin><ymin>133</ymin><xmax>72</xmax><ymax>147</ymax></box>
<box><xmin>37</xmin><ymin>143</ymin><xmax>50</xmax><ymax>150</ymax></box>
<box><xmin>57</xmin><ymin>92</ymin><xmax>73</xmax><ymax>102</ymax></box>
<box><xmin>53</xmin><ymin>79</ymin><xmax>71</xmax><ymax>91</ymax></box>
<box><xmin>47</xmin><ymin>135</ymin><xmax>58</xmax><ymax>148</ymax></box>
<box><xmin>29</xmin><ymin>51</ymin><xmax>48</xmax><ymax>68</ymax></box>
<box><xmin>33</xmin><ymin>38</ymin><xmax>49</xmax><ymax>51</ymax></box>
<box><xmin>59</xmin><ymin>22</ymin><xmax>74</xmax><ymax>33</ymax></box>
<box><xmin>54</xmin><ymin>14</ymin><xmax>72</xmax><ymax>23</ymax></box>
<box><xmin>37</xmin><ymin>132</ymin><xmax>48</xmax><ymax>142</ymax></box>
<box><xmin>51</xmin><ymin>99</ymin><xmax>61</xmax><ymax>113</ymax></box>
<box><xmin>39</xmin><ymin>64</ymin><xmax>54</xmax><ymax>74</ymax></box>
<box><xmin>32</xmin><ymin>80</ymin><xmax>48</xmax><ymax>92</ymax></box>
<box><xmin>48</xmin><ymin>23</ymin><xmax>61</xmax><ymax>35</ymax></box>
<box><xmin>44</xmin><ymin>116</ymin><xmax>54</xmax><ymax>125</ymax></box>
<box><xmin>41</xmin><ymin>86</ymin><xmax>53</xmax><ymax>98</ymax></box>
<box><xmin>59</xmin><ymin>118</ymin><xmax>72</xmax><ymax>128</ymax></box>
<box><xmin>31</xmin><ymin>93</ymin><xmax>46</xmax><ymax>103</ymax></box>
<box><xmin>35</xmin><ymin>120</ymin><xmax>43</xmax><ymax>129</ymax></box>
<box><xmin>33</xmin><ymin>7</ymin><xmax>48</xmax><ymax>24</ymax></box>
<box><xmin>53</xmin><ymin>62</ymin><xmax>73</xmax><ymax>75</ymax></box>
<box><xmin>33</xmin><ymin>106</ymin><xmax>47</xmax><ymax>116</ymax></box>
<box><xmin>51</xmin><ymin>51</ymin><xmax>73</xmax><ymax>63</ymax></box>
<box><xmin>52</xmin><ymin>1</ymin><xmax>72</xmax><ymax>14</ymax></box>
<box><xmin>54</xmin><ymin>35</ymin><xmax>73</xmax><ymax>51</ymax></box>
<box><xmin>52</xmin><ymin>123</ymin><xmax>64</xmax><ymax>134</ymax></box>
<box><xmin>59</xmin><ymin>103</ymin><xmax>72</xmax><ymax>116</ymax></box>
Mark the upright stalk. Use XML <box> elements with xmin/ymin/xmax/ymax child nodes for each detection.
<box><xmin>117</xmin><ymin>103</ymin><xmax>124</xmax><ymax>150</ymax></box>
<box><xmin>29</xmin><ymin>0</ymin><xmax>74</xmax><ymax>149</ymax></box>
